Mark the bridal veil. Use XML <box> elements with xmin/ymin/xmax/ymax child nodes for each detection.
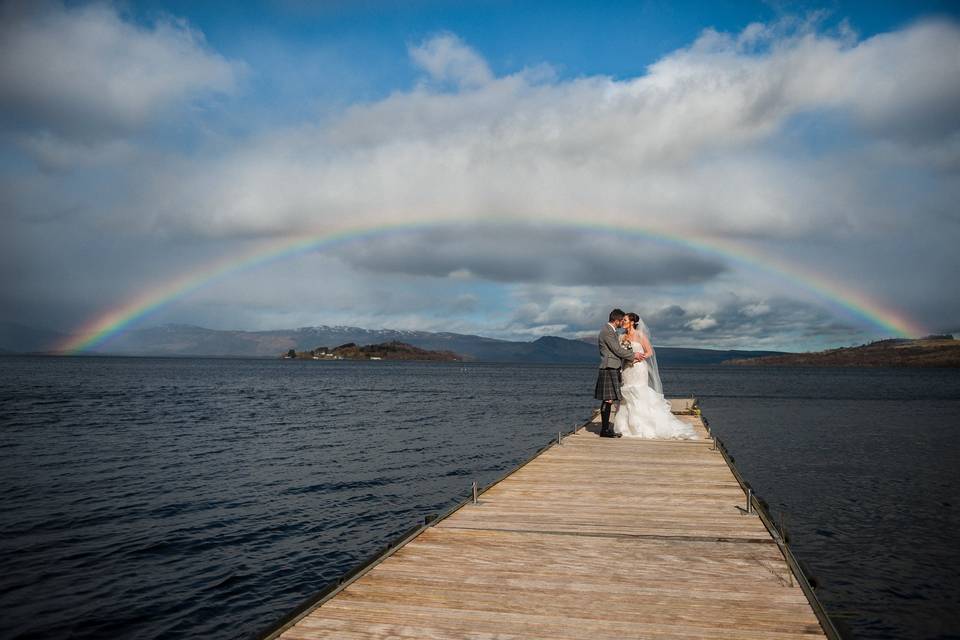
<box><xmin>635</xmin><ymin>316</ymin><xmax>664</xmax><ymax>395</ymax></box>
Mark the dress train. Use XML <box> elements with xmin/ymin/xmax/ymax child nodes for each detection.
<box><xmin>613</xmin><ymin>346</ymin><xmax>698</xmax><ymax>439</ymax></box>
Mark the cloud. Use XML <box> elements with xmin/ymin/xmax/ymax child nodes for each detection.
<box><xmin>656</xmin><ymin>16</ymin><xmax>960</xmax><ymax>147</ymax></box>
<box><xmin>501</xmin><ymin>286</ymin><xmax>860</xmax><ymax>350</ymax></box>
<box><xmin>741</xmin><ymin>302</ymin><xmax>771</xmax><ymax>317</ymax></box>
<box><xmin>334</xmin><ymin>225</ymin><xmax>727</xmax><ymax>286</ymax></box>
<box><xmin>640</xmin><ymin>294</ymin><xmax>864</xmax><ymax>348</ymax></box>
<box><xmin>686</xmin><ymin>315</ymin><xmax>718</xmax><ymax>331</ymax></box>
<box><xmin>0</xmin><ymin>1</ymin><xmax>239</xmax><ymax>144</ymax></box>
<box><xmin>11</xmin><ymin>131</ymin><xmax>135</xmax><ymax>172</ymax></box>
<box><xmin>112</xmin><ymin>17</ymin><xmax>960</xmax><ymax>246</ymax></box>
<box><xmin>3</xmin><ymin>12</ymin><xmax>958</xmax><ymax>347</ymax></box>
<box><xmin>408</xmin><ymin>32</ymin><xmax>494</xmax><ymax>89</ymax></box>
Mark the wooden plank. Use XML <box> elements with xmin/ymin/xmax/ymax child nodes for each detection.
<box><xmin>265</xmin><ymin>406</ymin><xmax>830</xmax><ymax>640</ymax></box>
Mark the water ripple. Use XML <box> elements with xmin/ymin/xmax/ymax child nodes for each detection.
<box><xmin>1</xmin><ymin>358</ymin><xmax>957</xmax><ymax>640</ymax></box>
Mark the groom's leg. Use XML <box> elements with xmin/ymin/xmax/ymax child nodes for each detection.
<box><xmin>600</xmin><ymin>400</ymin><xmax>612</xmax><ymax>434</ymax></box>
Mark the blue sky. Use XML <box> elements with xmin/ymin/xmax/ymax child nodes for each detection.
<box><xmin>2</xmin><ymin>1</ymin><xmax>959</xmax><ymax>350</ymax></box>
<box><xmin>124</xmin><ymin>1</ymin><xmax>958</xmax><ymax>121</ymax></box>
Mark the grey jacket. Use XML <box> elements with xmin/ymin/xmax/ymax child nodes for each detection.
<box><xmin>598</xmin><ymin>323</ymin><xmax>634</xmax><ymax>369</ymax></box>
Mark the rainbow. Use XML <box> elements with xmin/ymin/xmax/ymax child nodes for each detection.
<box><xmin>56</xmin><ymin>219</ymin><xmax>926</xmax><ymax>354</ymax></box>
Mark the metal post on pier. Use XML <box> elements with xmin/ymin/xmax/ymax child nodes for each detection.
<box><xmin>557</xmin><ymin>432</ymin><xmax>563</xmax><ymax>446</ymax></box>
<box><xmin>471</xmin><ymin>481</ymin><xmax>478</xmax><ymax>504</ymax></box>
<box><xmin>746</xmin><ymin>488</ymin><xmax>754</xmax><ymax>514</ymax></box>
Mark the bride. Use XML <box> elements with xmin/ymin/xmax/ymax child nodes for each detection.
<box><xmin>613</xmin><ymin>312</ymin><xmax>698</xmax><ymax>439</ymax></box>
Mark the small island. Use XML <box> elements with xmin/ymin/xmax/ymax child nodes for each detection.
<box><xmin>282</xmin><ymin>340</ymin><xmax>462</xmax><ymax>362</ymax></box>
<box><xmin>724</xmin><ymin>335</ymin><xmax>960</xmax><ymax>368</ymax></box>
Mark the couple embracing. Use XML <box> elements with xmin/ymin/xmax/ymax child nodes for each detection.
<box><xmin>594</xmin><ymin>308</ymin><xmax>698</xmax><ymax>440</ymax></box>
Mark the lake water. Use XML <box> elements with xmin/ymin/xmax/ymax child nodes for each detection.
<box><xmin>1</xmin><ymin>357</ymin><xmax>958</xmax><ymax>639</ymax></box>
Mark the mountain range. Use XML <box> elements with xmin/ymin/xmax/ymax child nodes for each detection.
<box><xmin>0</xmin><ymin>321</ymin><xmax>784</xmax><ymax>365</ymax></box>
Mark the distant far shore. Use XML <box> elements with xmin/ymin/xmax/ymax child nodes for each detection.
<box><xmin>0</xmin><ymin>321</ymin><xmax>785</xmax><ymax>364</ymax></box>
<box><xmin>282</xmin><ymin>341</ymin><xmax>462</xmax><ymax>362</ymax></box>
<box><xmin>724</xmin><ymin>336</ymin><xmax>960</xmax><ymax>368</ymax></box>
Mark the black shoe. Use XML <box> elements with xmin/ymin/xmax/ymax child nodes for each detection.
<box><xmin>600</xmin><ymin>431</ymin><xmax>622</xmax><ymax>438</ymax></box>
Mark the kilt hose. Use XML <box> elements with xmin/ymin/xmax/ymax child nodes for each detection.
<box><xmin>594</xmin><ymin>367</ymin><xmax>622</xmax><ymax>402</ymax></box>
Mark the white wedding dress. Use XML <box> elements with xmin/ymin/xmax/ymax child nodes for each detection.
<box><xmin>613</xmin><ymin>340</ymin><xmax>698</xmax><ymax>439</ymax></box>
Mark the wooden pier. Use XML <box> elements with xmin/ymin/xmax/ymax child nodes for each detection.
<box><xmin>261</xmin><ymin>401</ymin><xmax>836</xmax><ymax>640</ymax></box>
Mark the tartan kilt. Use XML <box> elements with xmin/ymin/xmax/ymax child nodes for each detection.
<box><xmin>594</xmin><ymin>368</ymin><xmax>622</xmax><ymax>401</ymax></box>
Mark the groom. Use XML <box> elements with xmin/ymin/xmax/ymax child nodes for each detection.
<box><xmin>595</xmin><ymin>308</ymin><xmax>642</xmax><ymax>438</ymax></box>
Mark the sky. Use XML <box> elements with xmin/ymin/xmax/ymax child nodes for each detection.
<box><xmin>1</xmin><ymin>0</ymin><xmax>959</xmax><ymax>351</ymax></box>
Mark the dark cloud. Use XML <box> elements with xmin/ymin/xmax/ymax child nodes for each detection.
<box><xmin>334</xmin><ymin>225</ymin><xmax>727</xmax><ymax>287</ymax></box>
<box><xmin>0</xmin><ymin>1</ymin><xmax>238</xmax><ymax>144</ymax></box>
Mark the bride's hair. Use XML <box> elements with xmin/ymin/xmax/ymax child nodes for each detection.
<box><xmin>627</xmin><ymin>312</ymin><xmax>640</xmax><ymax>330</ymax></box>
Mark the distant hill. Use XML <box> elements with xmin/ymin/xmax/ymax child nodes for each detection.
<box><xmin>0</xmin><ymin>322</ymin><xmax>65</xmax><ymax>353</ymax></box>
<box><xmin>1</xmin><ymin>321</ymin><xmax>784</xmax><ymax>365</ymax></box>
<box><xmin>99</xmin><ymin>325</ymin><xmax>785</xmax><ymax>364</ymax></box>
<box><xmin>653</xmin><ymin>345</ymin><xmax>785</xmax><ymax>366</ymax></box>
<box><xmin>58</xmin><ymin>324</ymin><xmax>515</xmax><ymax>359</ymax></box>
<box><xmin>725</xmin><ymin>336</ymin><xmax>960</xmax><ymax>368</ymax></box>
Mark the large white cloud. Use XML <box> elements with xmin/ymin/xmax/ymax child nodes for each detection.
<box><xmin>408</xmin><ymin>32</ymin><xmax>494</xmax><ymax>89</ymax></box>
<box><xmin>123</xmin><ymin>17</ymin><xmax>960</xmax><ymax>244</ymax></box>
